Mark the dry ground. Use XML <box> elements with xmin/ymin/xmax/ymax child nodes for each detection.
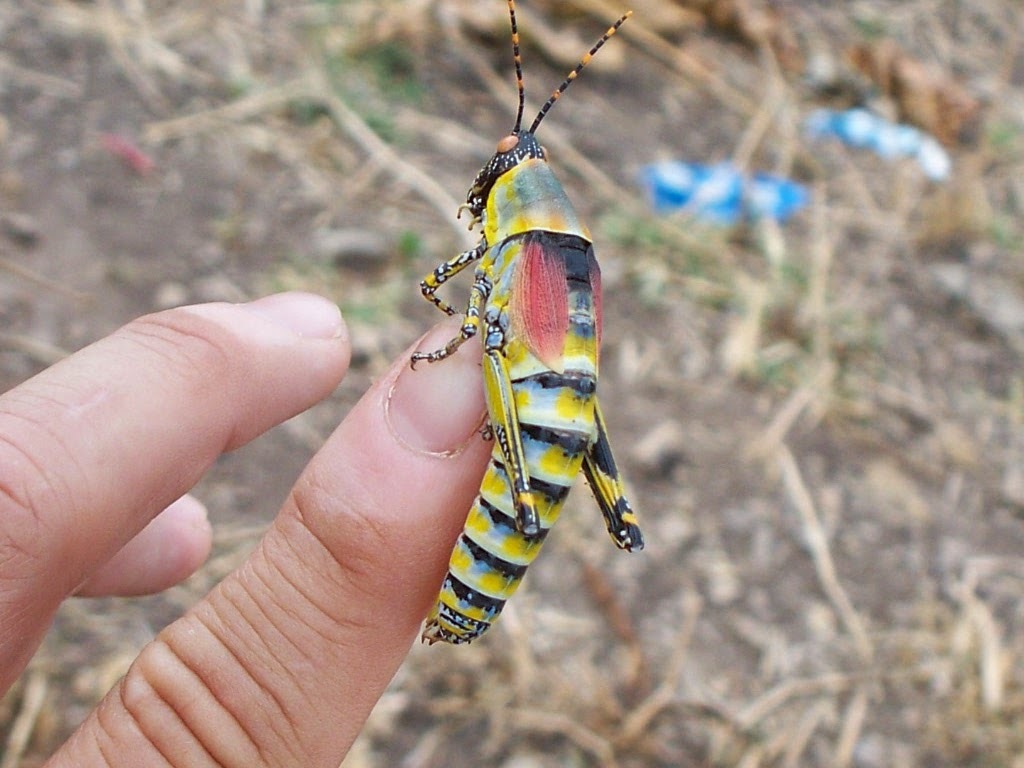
<box><xmin>3</xmin><ymin>1</ymin><xmax>1024</xmax><ymax>766</ymax></box>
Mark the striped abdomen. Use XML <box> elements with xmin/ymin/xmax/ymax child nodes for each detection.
<box><xmin>422</xmin><ymin>368</ymin><xmax>597</xmax><ymax>643</ymax></box>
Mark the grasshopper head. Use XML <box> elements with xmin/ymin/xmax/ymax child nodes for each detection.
<box><xmin>459</xmin><ymin>4</ymin><xmax>629</xmax><ymax>224</ymax></box>
<box><xmin>464</xmin><ymin>130</ymin><xmax>546</xmax><ymax>219</ymax></box>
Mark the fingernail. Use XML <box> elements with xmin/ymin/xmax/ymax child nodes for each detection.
<box><xmin>386</xmin><ymin>319</ymin><xmax>487</xmax><ymax>455</ymax></box>
<box><xmin>241</xmin><ymin>292</ymin><xmax>346</xmax><ymax>340</ymax></box>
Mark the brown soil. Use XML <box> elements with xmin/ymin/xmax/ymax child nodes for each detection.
<box><xmin>3</xmin><ymin>1</ymin><xmax>1024</xmax><ymax>766</ymax></box>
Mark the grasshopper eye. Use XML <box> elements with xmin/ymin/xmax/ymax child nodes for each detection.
<box><xmin>496</xmin><ymin>134</ymin><xmax>520</xmax><ymax>153</ymax></box>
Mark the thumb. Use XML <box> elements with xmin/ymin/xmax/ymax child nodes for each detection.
<box><xmin>49</xmin><ymin>319</ymin><xmax>490</xmax><ymax>768</ymax></box>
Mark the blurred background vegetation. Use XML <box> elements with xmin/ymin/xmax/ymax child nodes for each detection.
<box><xmin>2</xmin><ymin>1</ymin><xmax>1024</xmax><ymax>765</ymax></box>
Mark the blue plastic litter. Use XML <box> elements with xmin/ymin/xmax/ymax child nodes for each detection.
<box><xmin>640</xmin><ymin>161</ymin><xmax>809</xmax><ymax>225</ymax></box>
<box><xmin>747</xmin><ymin>172</ymin><xmax>810</xmax><ymax>222</ymax></box>
<box><xmin>803</xmin><ymin>108</ymin><xmax>951</xmax><ymax>181</ymax></box>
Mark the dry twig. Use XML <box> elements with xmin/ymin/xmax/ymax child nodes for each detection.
<box><xmin>616</xmin><ymin>590</ymin><xmax>702</xmax><ymax>746</ymax></box>
<box><xmin>0</xmin><ymin>55</ymin><xmax>82</xmax><ymax>98</ymax></box>
<box><xmin>832</xmin><ymin>686</ymin><xmax>870</xmax><ymax>768</ymax></box>
<box><xmin>747</xmin><ymin>362</ymin><xmax>835</xmax><ymax>459</ymax></box>
<box><xmin>777</xmin><ymin>445</ymin><xmax>874</xmax><ymax>663</ymax></box>
<box><xmin>735</xmin><ymin>670</ymin><xmax>868</xmax><ymax>730</ymax></box>
<box><xmin>730</xmin><ymin>44</ymin><xmax>787</xmax><ymax>172</ymax></box>
<box><xmin>569</xmin><ymin>0</ymin><xmax>759</xmax><ymax>116</ymax></box>
<box><xmin>0</xmin><ymin>256</ymin><xmax>93</xmax><ymax>304</ymax></box>
<box><xmin>0</xmin><ymin>332</ymin><xmax>69</xmax><ymax>366</ymax></box>
<box><xmin>510</xmin><ymin>707</ymin><xmax>616</xmax><ymax>767</ymax></box>
<box><xmin>145</xmin><ymin>74</ymin><xmax>473</xmax><ymax>244</ymax></box>
<box><xmin>1</xmin><ymin>670</ymin><xmax>48</xmax><ymax>768</ymax></box>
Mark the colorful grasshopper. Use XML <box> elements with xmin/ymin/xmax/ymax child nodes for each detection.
<box><xmin>413</xmin><ymin>1</ymin><xmax>642</xmax><ymax>645</ymax></box>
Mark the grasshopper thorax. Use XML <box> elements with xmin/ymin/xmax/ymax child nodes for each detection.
<box><xmin>465</xmin><ymin>131</ymin><xmax>546</xmax><ymax>220</ymax></box>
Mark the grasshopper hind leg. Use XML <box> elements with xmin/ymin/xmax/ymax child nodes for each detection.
<box><xmin>482</xmin><ymin>343</ymin><xmax>541</xmax><ymax>537</ymax></box>
<box><xmin>583</xmin><ymin>400</ymin><xmax>644</xmax><ymax>552</ymax></box>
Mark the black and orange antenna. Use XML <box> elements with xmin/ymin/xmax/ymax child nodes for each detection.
<box><xmin>507</xmin><ymin>0</ymin><xmax>528</xmax><ymax>133</ymax></box>
<box><xmin>505</xmin><ymin>1</ymin><xmax>631</xmax><ymax>136</ymax></box>
<box><xmin>529</xmin><ymin>10</ymin><xmax>631</xmax><ymax>134</ymax></box>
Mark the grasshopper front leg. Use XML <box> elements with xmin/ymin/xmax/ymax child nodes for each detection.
<box><xmin>418</xmin><ymin>238</ymin><xmax>487</xmax><ymax>316</ymax></box>
<box><xmin>411</xmin><ymin>271</ymin><xmax>492</xmax><ymax>367</ymax></box>
<box><xmin>583</xmin><ymin>400</ymin><xmax>644</xmax><ymax>551</ymax></box>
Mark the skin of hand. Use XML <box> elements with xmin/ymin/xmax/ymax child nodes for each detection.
<box><xmin>0</xmin><ymin>292</ymin><xmax>489</xmax><ymax>767</ymax></box>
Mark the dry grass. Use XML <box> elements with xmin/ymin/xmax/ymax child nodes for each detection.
<box><xmin>2</xmin><ymin>0</ymin><xmax>1024</xmax><ymax>766</ymax></box>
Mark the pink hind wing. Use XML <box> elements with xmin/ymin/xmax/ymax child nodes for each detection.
<box><xmin>510</xmin><ymin>236</ymin><xmax>569</xmax><ymax>372</ymax></box>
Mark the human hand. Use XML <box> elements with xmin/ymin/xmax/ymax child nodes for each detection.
<box><xmin>0</xmin><ymin>292</ymin><xmax>489</xmax><ymax>767</ymax></box>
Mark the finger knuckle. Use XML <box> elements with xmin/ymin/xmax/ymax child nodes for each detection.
<box><xmin>285</xmin><ymin>471</ymin><xmax>397</xmax><ymax>635</ymax></box>
<box><xmin>0</xmin><ymin>409</ymin><xmax>77</xmax><ymax>584</ymax></box>
<box><xmin>117</xmin><ymin>631</ymin><xmax>280</xmax><ymax>767</ymax></box>
<box><xmin>119</xmin><ymin>311</ymin><xmax>238</xmax><ymax>398</ymax></box>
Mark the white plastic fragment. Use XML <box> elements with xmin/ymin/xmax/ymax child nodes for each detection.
<box><xmin>803</xmin><ymin>107</ymin><xmax>952</xmax><ymax>182</ymax></box>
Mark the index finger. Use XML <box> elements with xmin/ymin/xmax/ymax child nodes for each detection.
<box><xmin>0</xmin><ymin>293</ymin><xmax>350</xmax><ymax>690</ymax></box>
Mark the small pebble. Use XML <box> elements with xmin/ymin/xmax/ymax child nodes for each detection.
<box><xmin>311</xmin><ymin>227</ymin><xmax>391</xmax><ymax>272</ymax></box>
<box><xmin>1</xmin><ymin>211</ymin><xmax>40</xmax><ymax>246</ymax></box>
